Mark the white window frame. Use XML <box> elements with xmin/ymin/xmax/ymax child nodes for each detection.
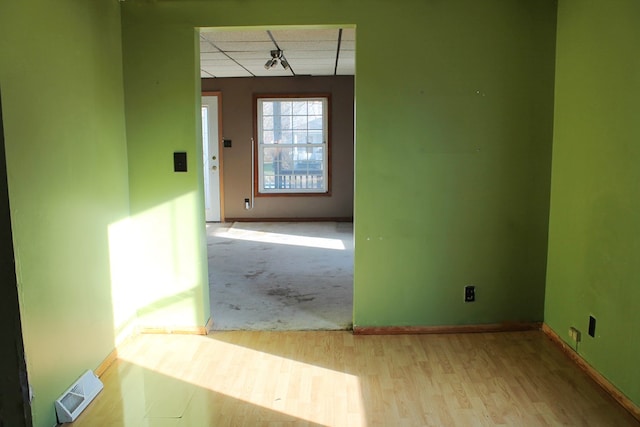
<box><xmin>255</xmin><ymin>95</ymin><xmax>330</xmax><ymax>195</ymax></box>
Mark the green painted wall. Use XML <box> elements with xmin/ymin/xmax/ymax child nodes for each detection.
<box><xmin>121</xmin><ymin>0</ymin><xmax>557</xmax><ymax>327</ymax></box>
<box><xmin>0</xmin><ymin>0</ymin><xmax>565</xmax><ymax>424</ymax></box>
<box><xmin>0</xmin><ymin>1</ymin><xmax>130</xmax><ymax>425</ymax></box>
<box><xmin>545</xmin><ymin>0</ymin><xmax>640</xmax><ymax>407</ymax></box>
<box><xmin>121</xmin><ymin>11</ymin><xmax>210</xmax><ymax>330</ymax></box>
<box><xmin>352</xmin><ymin>1</ymin><xmax>556</xmax><ymax>326</ymax></box>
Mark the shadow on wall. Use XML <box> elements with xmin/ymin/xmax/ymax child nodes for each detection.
<box><xmin>0</xmin><ymin>90</ymin><xmax>32</xmax><ymax>427</ymax></box>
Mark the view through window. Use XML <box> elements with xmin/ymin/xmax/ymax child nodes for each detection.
<box><xmin>256</xmin><ymin>95</ymin><xmax>330</xmax><ymax>195</ymax></box>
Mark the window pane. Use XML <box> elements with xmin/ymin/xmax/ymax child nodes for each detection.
<box><xmin>263</xmin><ymin>162</ymin><xmax>275</xmax><ymax>177</ymax></box>
<box><xmin>293</xmin><ymin>131</ymin><xmax>308</xmax><ymax>144</ymax></box>
<box><xmin>279</xmin><ymin>101</ymin><xmax>292</xmax><ymax>115</ymax></box>
<box><xmin>280</xmin><ymin>131</ymin><xmax>293</xmax><ymax>144</ymax></box>
<box><xmin>258</xmin><ymin>96</ymin><xmax>328</xmax><ymax>193</ymax></box>
<box><xmin>262</xmin><ymin>116</ymin><xmax>274</xmax><ymax>130</ymax></box>
<box><xmin>279</xmin><ymin>116</ymin><xmax>292</xmax><ymax>131</ymax></box>
<box><xmin>292</xmin><ymin>101</ymin><xmax>307</xmax><ymax>115</ymax></box>
<box><xmin>312</xmin><ymin>146</ymin><xmax>324</xmax><ymax>158</ymax></box>
<box><xmin>308</xmin><ymin>115</ymin><xmax>323</xmax><ymax>130</ymax></box>
<box><xmin>262</xmin><ymin>101</ymin><xmax>273</xmax><ymax>115</ymax></box>
<box><xmin>307</xmin><ymin>130</ymin><xmax>323</xmax><ymax>144</ymax></box>
<box><xmin>292</xmin><ymin>115</ymin><xmax>307</xmax><ymax>130</ymax></box>
<box><xmin>292</xmin><ymin>147</ymin><xmax>307</xmax><ymax>161</ymax></box>
<box><xmin>308</xmin><ymin>101</ymin><xmax>323</xmax><ymax>115</ymax></box>
<box><xmin>262</xmin><ymin>130</ymin><xmax>275</xmax><ymax>144</ymax></box>
<box><xmin>292</xmin><ymin>147</ymin><xmax>323</xmax><ymax>173</ymax></box>
<box><xmin>306</xmin><ymin>161</ymin><xmax>323</xmax><ymax>171</ymax></box>
<box><xmin>262</xmin><ymin>147</ymin><xmax>275</xmax><ymax>189</ymax></box>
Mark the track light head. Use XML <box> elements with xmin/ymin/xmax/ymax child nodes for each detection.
<box><xmin>265</xmin><ymin>49</ymin><xmax>290</xmax><ymax>71</ymax></box>
<box><xmin>264</xmin><ymin>58</ymin><xmax>277</xmax><ymax>69</ymax></box>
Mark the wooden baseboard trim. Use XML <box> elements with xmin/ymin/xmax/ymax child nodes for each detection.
<box><xmin>138</xmin><ymin>326</ymin><xmax>208</xmax><ymax>335</ymax></box>
<box><xmin>205</xmin><ymin>317</ymin><xmax>214</xmax><ymax>334</ymax></box>
<box><xmin>353</xmin><ymin>322</ymin><xmax>542</xmax><ymax>335</ymax></box>
<box><xmin>94</xmin><ymin>321</ymin><xmax>211</xmax><ymax>378</ymax></box>
<box><xmin>223</xmin><ymin>217</ymin><xmax>353</xmax><ymax>223</ymax></box>
<box><xmin>94</xmin><ymin>348</ymin><xmax>118</xmax><ymax>378</ymax></box>
<box><xmin>542</xmin><ymin>323</ymin><xmax>640</xmax><ymax>422</ymax></box>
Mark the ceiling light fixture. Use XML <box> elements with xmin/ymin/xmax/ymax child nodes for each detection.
<box><xmin>264</xmin><ymin>49</ymin><xmax>289</xmax><ymax>70</ymax></box>
<box><xmin>264</xmin><ymin>58</ymin><xmax>277</xmax><ymax>69</ymax></box>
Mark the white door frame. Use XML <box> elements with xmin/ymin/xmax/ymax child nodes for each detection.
<box><xmin>202</xmin><ymin>92</ymin><xmax>224</xmax><ymax>222</ymax></box>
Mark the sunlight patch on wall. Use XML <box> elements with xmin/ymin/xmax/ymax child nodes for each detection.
<box><xmin>108</xmin><ymin>190</ymin><xmax>209</xmax><ymax>340</ymax></box>
<box><xmin>108</xmin><ymin>216</ymin><xmax>138</xmax><ymax>345</ymax></box>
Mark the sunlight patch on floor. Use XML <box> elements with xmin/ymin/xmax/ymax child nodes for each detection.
<box><xmin>115</xmin><ymin>334</ymin><xmax>364</xmax><ymax>426</ymax></box>
<box><xmin>214</xmin><ymin>225</ymin><xmax>347</xmax><ymax>250</ymax></box>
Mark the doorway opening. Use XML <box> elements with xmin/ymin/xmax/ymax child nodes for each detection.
<box><xmin>199</xmin><ymin>26</ymin><xmax>355</xmax><ymax>330</ymax></box>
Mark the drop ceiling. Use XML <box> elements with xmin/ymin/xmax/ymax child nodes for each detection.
<box><xmin>200</xmin><ymin>28</ymin><xmax>355</xmax><ymax>78</ymax></box>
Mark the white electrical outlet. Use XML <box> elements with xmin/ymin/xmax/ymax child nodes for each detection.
<box><xmin>568</xmin><ymin>327</ymin><xmax>581</xmax><ymax>343</ymax></box>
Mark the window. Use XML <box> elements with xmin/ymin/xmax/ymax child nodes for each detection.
<box><xmin>255</xmin><ymin>95</ymin><xmax>330</xmax><ymax>195</ymax></box>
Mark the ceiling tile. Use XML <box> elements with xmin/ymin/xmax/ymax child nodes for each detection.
<box><xmin>202</xmin><ymin>30</ymin><xmax>270</xmax><ymax>43</ymax></box>
<box><xmin>284</xmin><ymin>50</ymin><xmax>336</xmax><ymax>60</ymax></box>
<box><xmin>201</xmin><ymin>60</ymin><xmax>236</xmax><ymax>69</ymax></box>
<box><xmin>339</xmin><ymin>51</ymin><xmax>355</xmax><ymax>60</ymax></box>
<box><xmin>214</xmin><ymin>41</ymin><xmax>274</xmax><ymax>52</ymax></box>
<box><xmin>341</xmin><ymin>28</ymin><xmax>356</xmax><ymax>41</ymax></box>
<box><xmin>289</xmin><ymin>58</ymin><xmax>335</xmax><ymax>66</ymax></box>
<box><xmin>294</xmin><ymin>66</ymin><xmax>335</xmax><ymax>76</ymax></box>
<box><xmin>335</xmin><ymin>67</ymin><xmax>354</xmax><ymax>75</ymax></box>
<box><xmin>202</xmin><ymin>64</ymin><xmax>252</xmax><ymax>78</ymax></box>
<box><xmin>278</xmin><ymin>40</ymin><xmax>337</xmax><ymax>51</ymax></box>
<box><xmin>226</xmin><ymin>51</ymin><xmax>270</xmax><ymax>60</ymax></box>
<box><xmin>200</xmin><ymin>41</ymin><xmax>219</xmax><ymax>53</ymax></box>
<box><xmin>336</xmin><ymin>57</ymin><xmax>355</xmax><ymax>75</ymax></box>
<box><xmin>237</xmin><ymin>58</ymin><xmax>279</xmax><ymax>68</ymax></box>
<box><xmin>251</xmin><ymin>67</ymin><xmax>294</xmax><ymax>77</ymax></box>
<box><xmin>212</xmin><ymin>70</ymin><xmax>254</xmax><ymax>78</ymax></box>
<box><xmin>199</xmin><ymin>28</ymin><xmax>355</xmax><ymax>78</ymax></box>
<box><xmin>337</xmin><ymin>57</ymin><xmax>355</xmax><ymax>67</ymax></box>
<box><xmin>270</xmin><ymin>29</ymin><xmax>338</xmax><ymax>42</ymax></box>
<box><xmin>340</xmin><ymin>40</ymin><xmax>355</xmax><ymax>51</ymax></box>
<box><xmin>201</xmin><ymin>52</ymin><xmax>228</xmax><ymax>61</ymax></box>
<box><xmin>201</xmin><ymin>55</ymin><xmax>237</xmax><ymax>65</ymax></box>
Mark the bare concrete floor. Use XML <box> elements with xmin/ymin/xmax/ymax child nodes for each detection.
<box><xmin>206</xmin><ymin>222</ymin><xmax>354</xmax><ymax>330</ymax></box>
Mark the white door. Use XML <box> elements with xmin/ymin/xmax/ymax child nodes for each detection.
<box><xmin>202</xmin><ymin>95</ymin><xmax>221</xmax><ymax>222</ymax></box>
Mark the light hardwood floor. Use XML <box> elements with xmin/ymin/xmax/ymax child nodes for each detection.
<box><xmin>67</xmin><ymin>331</ymin><xmax>638</xmax><ymax>426</ymax></box>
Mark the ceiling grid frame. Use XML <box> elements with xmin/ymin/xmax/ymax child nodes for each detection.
<box><xmin>199</xmin><ymin>28</ymin><xmax>355</xmax><ymax>78</ymax></box>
